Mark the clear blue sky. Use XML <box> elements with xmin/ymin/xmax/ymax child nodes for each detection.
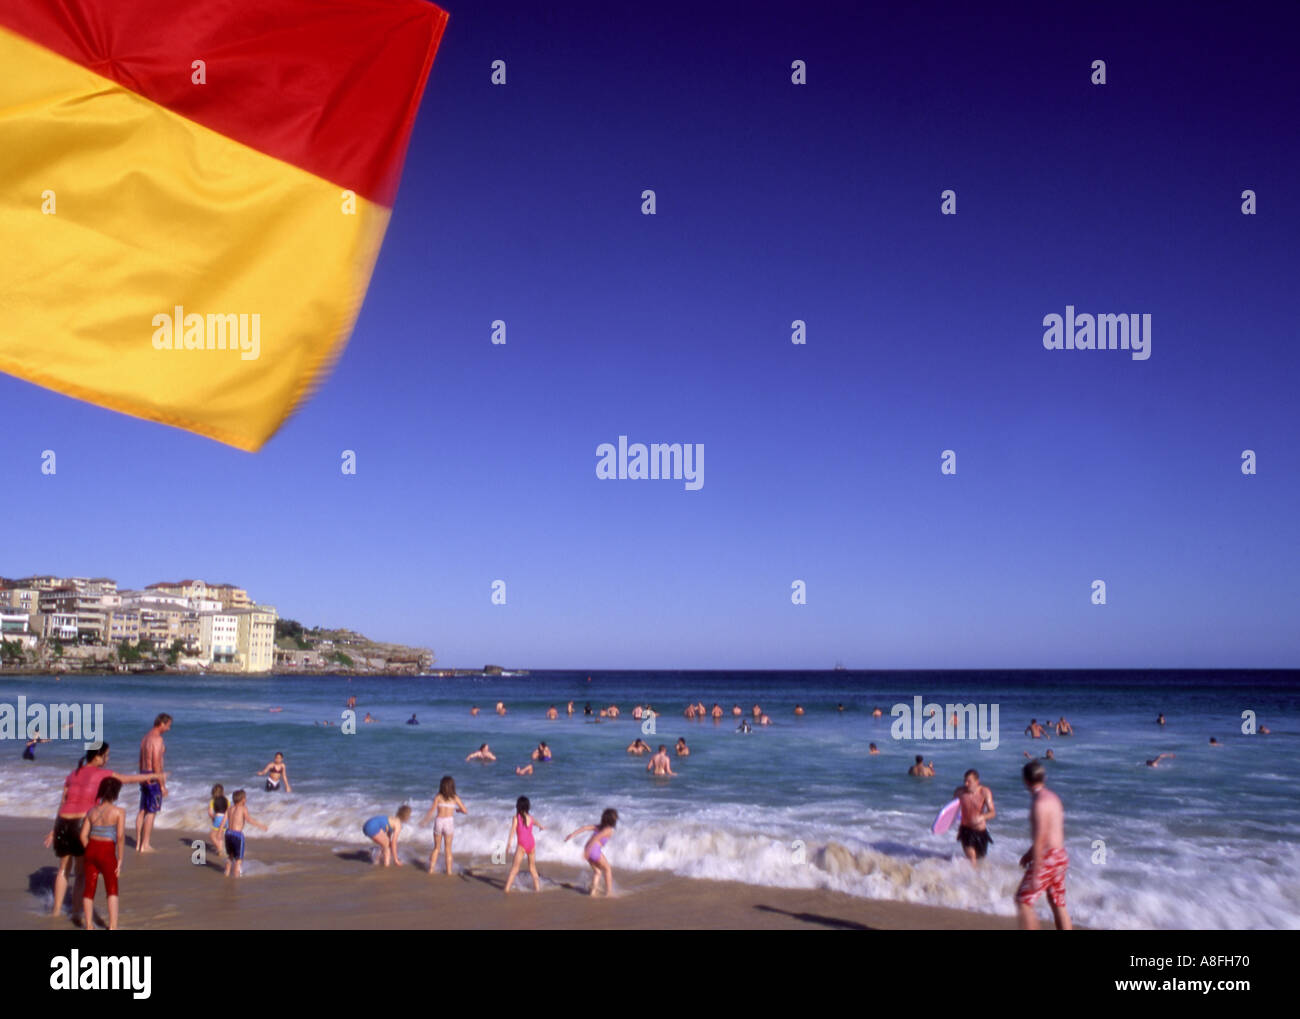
<box><xmin>5</xmin><ymin>0</ymin><xmax>1298</xmax><ymax>668</ymax></box>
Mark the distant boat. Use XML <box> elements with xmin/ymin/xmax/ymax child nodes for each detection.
<box><xmin>833</xmin><ymin>662</ymin><xmax>847</xmax><ymax>671</ymax></box>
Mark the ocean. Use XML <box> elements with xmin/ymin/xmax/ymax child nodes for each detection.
<box><xmin>2</xmin><ymin>669</ymin><xmax>1296</xmax><ymax>929</ymax></box>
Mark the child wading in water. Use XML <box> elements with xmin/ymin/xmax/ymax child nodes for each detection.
<box><xmin>223</xmin><ymin>790</ymin><xmax>269</xmax><ymax>878</ymax></box>
<box><xmin>207</xmin><ymin>784</ymin><xmax>228</xmax><ymax>859</ymax></box>
<box><xmin>421</xmin><ymin>776</ymin><xmax>467</xmax><ymax>875</ymax></box>
<box><xmin>503</xmin><ymin>795</ymin><xmax>544</xmax><ymax>893</ymax></box>
<box><xmin>362</xmin><ymin>805</ymin><xmax>411</xmax><ymax>866</ymax></box>
<box><xmin>79</xmin><ymin>777</ymin><xmax>125</xmax><ymax>930</ymax></box>
<box><xmin>565</xmin><ymin>807</ymin><xmax>618</xmax><ymax>897</ymax></box>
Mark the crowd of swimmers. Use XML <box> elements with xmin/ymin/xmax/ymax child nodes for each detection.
<box><xmin>38</xmin><ymin>696</ymin><xmax>1270</xmax><ymax>930</ymax></box>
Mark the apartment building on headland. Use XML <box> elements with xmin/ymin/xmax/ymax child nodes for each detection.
<box><xmin>0</xmin><ymin>574</ymin><xmax>277</xmax><ymax>673</ymax></box>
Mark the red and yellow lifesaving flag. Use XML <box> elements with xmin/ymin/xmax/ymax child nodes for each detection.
<box><xmin>0</xmin><ymin>0</ymin><xmax>448</xmax><ymax>450</ymax></box>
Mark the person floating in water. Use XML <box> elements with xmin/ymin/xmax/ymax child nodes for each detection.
<box><xmin>466</xmin><ymin>743</ymin><xmax>496</xmax><ymax>762</ymax></box>
<box><xmin>1145</xmin><ymin>753</ymin><xmax>1175</xmax><ymax>768</ymax></box>
<box><xmin>258</xmin><ymin>752</ymin><xmax>291</xmax><ymax>793</ymax></box>
<box><xmin>953</xmin><ymin>769</ymin><xmax>996</xmax><ymax>866</ymax></box>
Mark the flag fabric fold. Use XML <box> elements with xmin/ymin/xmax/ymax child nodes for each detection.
<box><xmin>0</xmin><ymin>0</ymin><xmax>448</xmax><ymax>450</ymax></box>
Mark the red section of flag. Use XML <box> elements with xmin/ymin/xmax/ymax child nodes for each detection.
<box><xmin>0</xmin><ymin>0</ymin><xmax>449</xmax><ymax>206</ymax></box>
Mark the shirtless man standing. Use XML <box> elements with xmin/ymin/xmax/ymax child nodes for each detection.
<box><xmin>647</xmin><ymin>745</ymin><xmax>676</xmax><ymax>776</ymax></box>
<box><xmin>908</xmin><ymin>754</ymin><xmax>935</xmax><ymax>777</ymax></box>
<box><xmin>953</xmin><ymin>769</ymin><xmax>995</xmax><ymax>865</ymax></box>
<box><xmin>1014</xmin><ymin>759</ymin><xmax>1071</xmax><ymax>930</ymax></box>
<box><xmin>1024</xmin><ymin>719</ymin><xmax>1046</xmax><ymax>739</ymax></box>
<box><xmin>135</xmin><ymin>713</ymin><xmax>171</xmax><ymax>853</ymax></box>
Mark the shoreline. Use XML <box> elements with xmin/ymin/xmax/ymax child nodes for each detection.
<box><xmin>1</xmin><ymin>815</ymin><xmax>1025</xmax><ymax>930</ymax></box>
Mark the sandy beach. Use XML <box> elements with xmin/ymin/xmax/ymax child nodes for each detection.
<box><xmin>1</xmin><ymin>815</ymin><xmax>1020</xmax><ymax>931</ymax></box>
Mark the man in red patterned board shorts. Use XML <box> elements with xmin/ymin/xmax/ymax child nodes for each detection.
<box><xmin>1015</xmin><ymin>758</ymin><xmax>1072</xmax><ymax>930</ymax></box>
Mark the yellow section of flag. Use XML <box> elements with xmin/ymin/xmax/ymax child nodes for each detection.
<box><xmin>0</xmin><ymin>26</ymin><xmax>390</xmax><ymax>450</ymax></box>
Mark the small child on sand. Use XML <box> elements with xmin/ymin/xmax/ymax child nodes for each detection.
<box><xmin>79</xmin><ymin>777</ymin><xmax>125</xmax><ymax>930</ymax></box>
<box><xmin>503</xmin><ymin>795</ymin><xmax>544</xmax><ymax>893</ymax></box>
<box><xmin>565</xmin><ymin>807</ymin><xmax>618</xmax><ymax>897</ymax></box>
<box><xmin>223</xmin><ymin>790</ymin><xmax>269</xmax><ymax>878</ymax></box>
<box><xmin>208</xmin><ymin>784</ymin><xmax>228</xmax><ymax>858</ymax></box>
<box><xmin>362</xmin><ymin>805</ymin><xmax>411</xmax><ymax>867</ymax></box>
<box><xmin>421</xmin><ymin>776</ymin><xmax>466</xmax><ymax>875</ymax></box>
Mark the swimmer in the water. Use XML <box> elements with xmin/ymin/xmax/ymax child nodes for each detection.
<box><xmin>470</xmin><ymin>706</ymin><xmax>480</xmax><ymax>716</ymax></box>
<box><xmin>567</xmin><ymin>701</ymin><xmax>574</xmax><ymax>716</ymax></box>
<box><xmin>868</xmin><ymin>743</ymin><xmax>879</xmax><ymax>754</ymax></box>
<box><xmin>732</xmin><ymin>705</ymin><xmax>742</xmax><ymax>716</ymax></box>
<box><xmin>836</xmin><ymin>704</ymin><xmax>846</xmax><ymax>713</ymax></box>
<box><xmin>23</xmin><ymin>736</ymin><xmax>52</xmax><ymax>760</ymax></box>
<box><xmin>908</xmin><ymin>755</ymin><xmax>935</xmax><ymax>777</ymax></box>
<box><xmin>496</xmin><ymin>702</ymin><xmax>507</xmax><ymax>716</ymax></box>
<box><xmin>794</xmin><ymin>705</ymin><xmax>804</xmax><ymax>716</ymax></box>
<box><xmin>626</xmin><ymin>738</ymin><xmax>651</xmax><ymax>755</ymax></box>
<box><xmin>647</xmin><ymin>745</ymin><xmax>676</xmax><ymax>776</ymax></box>
<box><xmin>1024</xmin><ymin>719</ymin><xmax>1046</xmax><ymax>739</ymax></box>
<box><xmin>363</xmin><ymin>712</ymin><xmax>375</xmax><ymax>723</ymax></box>
<box><xmin>1146</xmin><ymin>753</ymin><xmax>1175</xmax><ymax>768</ymax></box>
<box><xmin>759</xmin><ymin>714</ymin><xmax>771</xmax><ymax>726</ymax></box>
<box><xmin>711</xmin><ymin>704</ymin><xmax>723</xmax><ymax>719</ymax></box>
<box><xmin>872</xmin><ymin>707</ymin><xmax>883</xmax><ymax>718</ymax></box>
<box><xmin>546</xmin><ymin>705</ymin><xmax>558</xmax><ymax>720</ymax></box>
<box><xmin>257</xmin><ymin>752</ymin><xmax>291</xmax><ymax>793</ymax></box>
<box><xmin>736</xmin><ymin>719</ymin><xmax>752</xmax><ymax>734</ymax></box>
<box><xmin>406</xmin><ymin>714</ymin><xmax>419</xmax><ymax>725</ymax></box>
<box><xmin>1209</xmin><ymin>737</ymin><xmax>1222</xmax><ymax>747</ymax></box>
<box><xmin>531</xmin><ymin>741</ymin><xmax>551</xmax><ymax>762</ymax></box>
<box><xmin>1157</xmin><ymin>713</ymin><xmax>1166</xmax><ymax>725</ymax></box>
<box><xmin>1055</xmin><ymin>718</ymin><xmax>1073</xmax><ymax>736</ymax></box>
<box><xmin>675</xmin><ymin>738</ymin><xmax>690</xmax><ymax>757</ymax></box>
<box><xmin>752</xmin><ymin>704</ymin><xmax>762</xmax><ymax>718</ymax></box>
<box><xmin>466</xmin><ymin>743</ymin><xmax>496</xmax><ymax>762</ymax></box>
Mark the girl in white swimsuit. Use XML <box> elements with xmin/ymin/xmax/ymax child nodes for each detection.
<box><xmin>422</xmin><ymin>775</ymin><xmax>467</xmax><ymax>875</ymax></box>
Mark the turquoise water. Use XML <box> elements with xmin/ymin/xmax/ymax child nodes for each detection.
<box><xmin>2</xmin><ymin>670</ymin><xmax>1297</xmax><ymax>929</ymax></box>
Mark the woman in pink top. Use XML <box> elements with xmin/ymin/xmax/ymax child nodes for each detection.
<box><xmin>43</xmin><ymin>743</ymin><xmax>162</xmax><ymax>918</ymax></box>
<box><xmin>503</xmin><ymin>795</ymin><xmax>544</xmax><ymax>893</ymax></box>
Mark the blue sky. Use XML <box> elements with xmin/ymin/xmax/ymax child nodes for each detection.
<box><xmin>4</xmin><ymin>0</ymin><xmax>1298</xmax><ymax>668</ymax></box>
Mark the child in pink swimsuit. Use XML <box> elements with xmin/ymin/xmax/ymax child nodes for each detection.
<box><xmin>565</xmin><ymin>807</ymin><xmax>619</xmax><ymax>897</ymax></box>
<box><xmin>503</xmin><ymin>796</ymin><xmax>544</xmax><ymax>893</ymax></box>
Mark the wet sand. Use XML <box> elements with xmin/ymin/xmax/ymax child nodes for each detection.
<box><xmin>0</xmin><ymin>815</ymin><xmax>1026</xmax><ymax>930</ymax></box>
